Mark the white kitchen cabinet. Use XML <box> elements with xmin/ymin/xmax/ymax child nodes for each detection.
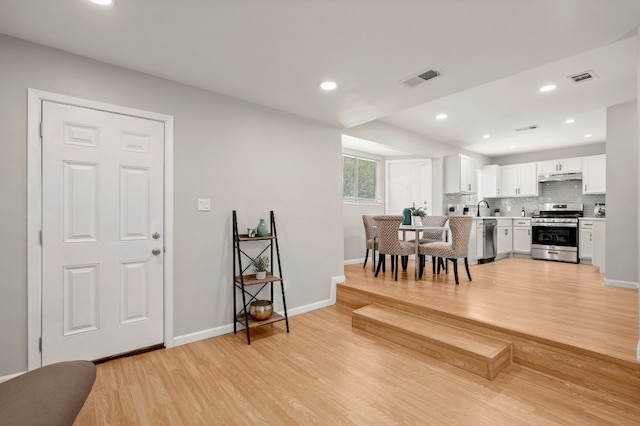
<box><xmin>496</xmin><ymin>219</ymin><xmax>512</xmax><ymax>258</ymax></box>
<box><xmin>579</xmin><ymin>220</ymin><xmax>595</xmax><ymax>260</ymax></box>
<box><xmin>538</xmin><ymin>157</ymin><xmax>582</xmax><ymax>174</ymax></box>
<box><xmin>467</xmin><ymin>219</ymin><xmax>478</xmax><ymax>264</ymax></box>
<box><xmin>476</xmin><ymin>226</ymin><xmax>484</xmax><ymax>260</ymax></box>
<box><xmin>592</xmin><ymin>220</ymin><xmax>606</xmax><ymax>273</ymax></box>
<box><xmin>512</xmin><ymin>219</ymin><xmax>531</xmax><ymax>254</ymax></box>
<box><xmin>501</xmin><ymin>162</ymin><xmax>538</xmax><ymax>197</ymax></box>
<box><xmin>582</xmin><ymin>155</ymin><xmax>606</xmax><ymax>194</ymax></box>
<box><xmin>481</xmin><ymin>165</ymin><xmax>502</xmax><ymax>198</ymax></box>
<box><xmin>444</xmin><ymin>154</ymin><xmax>477</xmax><ymax>194</ymax></box>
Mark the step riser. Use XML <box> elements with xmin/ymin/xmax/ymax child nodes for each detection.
<box><xmin>352</xmin><ymin>311</ymin><xmax>511</xmax><ymax>381</ymax></box>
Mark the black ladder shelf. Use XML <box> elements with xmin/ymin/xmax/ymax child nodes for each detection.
<box><xmin>232</xmin><ymin>210</ymin><xmax>289</xmax><ymax>344</ymax></box>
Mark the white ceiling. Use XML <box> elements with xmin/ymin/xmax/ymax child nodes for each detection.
<box><xmin>1</xmin><ymin>0</ymin><xmax>639</xmax><ymax>157</ymax></box>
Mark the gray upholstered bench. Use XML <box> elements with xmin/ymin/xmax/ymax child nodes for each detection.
<box><xmin>0</xmin><ymin>360</ymin><xmax>96</xmax><ymax>426</ymax></box>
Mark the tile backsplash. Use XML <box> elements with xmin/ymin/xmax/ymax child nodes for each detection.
<box><xmin>443</xmin><ymin>180</ymin><xmax>605</xmax><ymax>217</ymax></box>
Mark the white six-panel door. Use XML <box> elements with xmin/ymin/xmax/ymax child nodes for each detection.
<box><xmin>41</xmin><ymin>101</ymin><xmax>165</xmax><ymax>365</ymax></box>
<box><xmin>386</xmin><ymin>159</ymin><xmax>433</xmax><ymax>216</ymax></box>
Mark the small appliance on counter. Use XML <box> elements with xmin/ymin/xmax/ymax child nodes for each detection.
<box><xmin>594</xmin><ymin>203</ymin><xmax>606</xmax><ymax>218</ymax></box>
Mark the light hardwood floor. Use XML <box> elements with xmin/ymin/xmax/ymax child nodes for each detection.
<box><xmin>75</xmin><ymin>258</ymin><xmax>640</xmax><ymax>425</ymax></box>
<box><xmin>341</xmin><ymin>257</ymin><xmax>639</xmax><ymax>364</ymax></box>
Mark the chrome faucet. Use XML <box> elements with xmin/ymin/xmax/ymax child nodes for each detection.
<box><xmin>477</xmin><ymin>200</ymin><xmax>489</xmax><ymax>217</ymax></box>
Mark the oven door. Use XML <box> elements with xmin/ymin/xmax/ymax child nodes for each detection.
<box><xmin>531</xmin><ymin>222</ymin><xmax>578</xmax><ymax>262</ymax></box>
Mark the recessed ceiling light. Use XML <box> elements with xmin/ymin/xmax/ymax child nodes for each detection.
<box><xmin>436</xmin><ymin>113</ymin><xmax>448</xmax><ymax>120</ymax></box>
<box><xmin>320</xmin><ymin>81</ymin><xmax>337</xmax><ymax>91</ymax></box>
<box><xmin>565</xmin><ymin>118</ymin><xmax>575</xmax><ymax>124</ymax></box>
<box><xmin>510</xmin><ymin>145</ymin><xmax>516</xmax><ymax>149</ymax></box>
<box><xmin>483</xmin><ymin>134</ymin><xmax>491</xmax><ymax>139</ymax></box>
<box><xmin>584</xmin><ymin>134</ymin><xmax>593</xmax><ymax>138</ymax></box>
<box><xmin>539</xmin><ymin>84</ymin><xmax>557</xmax><ymax>93</ymax></box>
<box><xmin>89</xmin><ymin>0</ymin><xmax>114</xmax><ymax>5</ymax></box>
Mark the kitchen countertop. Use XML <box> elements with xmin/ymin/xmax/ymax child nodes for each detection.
<box><xmin>468</xmin><ymin>216</ymin><xmax>532</xmax><ymax>220</ymax></box>
<box><xmin>468</xmin><ymin>216</ymin><xmax>606</xmax><ymax>220</ymax></box>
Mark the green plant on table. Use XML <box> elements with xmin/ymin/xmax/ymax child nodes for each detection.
<box><xmin>409</xmin><ymin>203</ymin><xmax>426</xmax><ymax>218</ymax></box>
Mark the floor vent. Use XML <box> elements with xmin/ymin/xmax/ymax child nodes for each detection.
<box><xmin>569</xmin><ymin>70</ymin><xmax>597</xmax><ymax>83</ymax></box>
<box><xmin>402</xmin><ymin>69</ymin><xmax>441</xmax><ymax>88</ymax></box>
<box><xmin>514</xmin><ymin>124</ymin><xmax>540</xmax><ymax>132</ymax></box>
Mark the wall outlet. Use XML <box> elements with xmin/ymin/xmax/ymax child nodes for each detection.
<box><xmin>197</xmin><ymin>198</ymin><xmax>211</xmax><ymax>211</ymax></box>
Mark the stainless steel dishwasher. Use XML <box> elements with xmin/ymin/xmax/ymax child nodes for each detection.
<box><xmin>478</xmin><ymin>218</ymin><xmax>497</xmax><ymax>263</ymax></box>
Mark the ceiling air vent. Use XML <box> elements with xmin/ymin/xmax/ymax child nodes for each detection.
<box><xmin>514</xmin><ymin>124</ymin><xmax>540</xmax><ymax>132</ymax></box>
<box><xmin>569</xmin><ymin>70</ymin><xmax>597</xmax><ymax>84</ymax></box>
<box><xmin>402</xmin><ymin>69</ymin><xmax>441</xmax><ymax>88</ymax></box>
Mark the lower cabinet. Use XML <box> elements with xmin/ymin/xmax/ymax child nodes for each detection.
<box><xmin>579</xmin><ymin>220</ymin><xmax>595</xmax><ymax>260</ymax></box>
<box><xmin>496</xmin><ymin>219</ymin><xmax>512</xmax><ymax>258</ymax></box>
<box><xmin>467</xmin><ymin>219</ymin><xmax>478</xmax><ymax>264</ymax></box>
<box><xmin>512</xmin><ymin>219</ymin><xmax>531</xmax><ymax>254</ymax></box>
<box><xmin>476</xmin><ymin>226</ymin><xmax>484</xmax><ymax>261</ymax></box>
<box><xmin>592</xmin><ymin>221</ymin><xmax>606</xmax><ymax>273</ymax></box>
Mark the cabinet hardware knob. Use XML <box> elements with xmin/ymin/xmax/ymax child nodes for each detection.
<box><xmin>152</xmin><ymin>248</ymin><xmax>161</xmax><ymax>256</ymax></box>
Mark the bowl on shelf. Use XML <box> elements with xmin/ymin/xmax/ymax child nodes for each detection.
<box><xmin>249</xmin><ymin>300</ymin><xmax>273</xmax><ymax>321</ymax></box>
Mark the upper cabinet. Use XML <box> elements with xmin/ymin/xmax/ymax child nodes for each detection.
<box><xmin>538</xmin><ymin>157</ymin><xmax>582</xmax><ymax>174</ymax></box>
<box><xmin>481</xmin><ymin>165</ymin><xmax>502</xmax><ymax>198</ymax></box>
<box><xmin>444</xmin><ymin>154</ymin><xmax>476</xmax><ymax>194</ymax></box>
<box><xmin>582</xmin><ymin>155</ymin><xmax>606</xmax><ymax>194</ymax></box>
<box><xmin>501</xmin><ymin>162</ymin><xmax>538</xmax><ymax>197</ymax></box>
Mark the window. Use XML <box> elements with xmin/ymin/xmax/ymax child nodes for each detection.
<box><xmin>342</xmin><ymin>154</ymin><xmax>380</xmax><ymax>203</ymax></box>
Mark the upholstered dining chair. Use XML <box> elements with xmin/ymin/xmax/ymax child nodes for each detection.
<box><xmin>373</xmin><ymin>215</ymin><xmax>415</xmax><ymax>281</ymax></box>
<box><xmin>418</xmin><ymin>216</ymin><xmax>449</xmax><ymax>242</ymax></box>
<box><xmin>411</xmin><ymin>215</ymin><xmax>449</xmax><ymax>276</ymax></box>
<box><xmin>418</xmin><ymin>216</ymin><xmax>473</xmax><ymax>285</ymax></box>
<box><xmin>362</xmin><ymin>215</ymin><xmax>378</xmax><ymax>272</ymax></box>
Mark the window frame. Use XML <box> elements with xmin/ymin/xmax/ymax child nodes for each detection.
<box><xmin>342</xmin><ymin>153</ymin><xmax>382</xmax><ymax>205</ymax></box>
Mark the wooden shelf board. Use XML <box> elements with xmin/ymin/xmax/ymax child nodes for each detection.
<box><xmin>235</xmin><ymin>273</ymin><xmax>282</xmax><ymax>286</ymax></box>
<box><xmin>236</xmin><ymin>312</ymin><xmax>285</xmax><ymax>329</ymax></box>
<box><xmin>237</xmin><ymin>234</ymin><xmax>275</xmax><ymax>241</ymax></box>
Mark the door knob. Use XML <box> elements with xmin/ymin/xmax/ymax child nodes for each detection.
<box><xmin>152</xmin><ymin>248</ymin><xmax>161</xmax><ymax>256</ymax></box>
<box><xmin>152</xmin><ymin>232</ymin><xmax>161</xmax><ymax>239</ymax></box>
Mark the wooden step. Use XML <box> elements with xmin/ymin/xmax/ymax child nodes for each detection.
<box><xmin>352</xmin><ymin>304</ymin><xmax>511</xmax><ymax>380</ymax></box>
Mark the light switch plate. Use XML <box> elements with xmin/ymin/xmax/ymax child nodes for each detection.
<box><xmin>197</xmin><ymin>198</ymin><xmax>211</xmax><ymax>211</ymax></box>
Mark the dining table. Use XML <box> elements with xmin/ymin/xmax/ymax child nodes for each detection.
<box><xmin>399</xmin><ymin>224</ymin><xmax>450</xmax><ymax>280</ymax></box>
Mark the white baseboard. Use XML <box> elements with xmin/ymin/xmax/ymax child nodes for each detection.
<box><xmin>173</xmin><ymin>275</ymin><xmax>347</xmax><ymax>348</ymax></box>
<box><xmin>173</xmin><ymin>323</ymin><xmax>236</xmax><ymax>347</ymax></box>
<box><xmin>637</xmin><ymin>340</ymin><xmax>640</xmax><ymax>363</ymax></box>
<box><xmin>344</xmin><ymin>258</ymin><xmax>364</xmax><ymax>265</ymax></box>
<box><xmin>0</xmin><ymin>371</ymin><xmax>25</xmax><ymax>384</ymax></box>
<box><xmin>330</xmin><ymin>275</ymin><xmax>346</xmax><ymax>305</ymax></box>
<box><xmin>604</xmin><ymin>279</ymin><xmax>639</xmax><ymax>289</ymax></box>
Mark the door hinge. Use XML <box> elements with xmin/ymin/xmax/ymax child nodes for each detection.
<box><xmin>39</xmin><ymin>230</ymin><xmax>43</xmax><ymax>245</ymax></box>
<box><xmin>39</xmin><ymin>337</ymin><xmax>42</xmax><ymax>352</ymax></box>
<box><xmin>39</xmin><ymin>121</ymin><xmax>43</xmax><ymax>139</ymax></box>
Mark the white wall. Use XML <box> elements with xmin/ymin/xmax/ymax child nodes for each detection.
<box><xmin>341</xmin><ymin>149</ymin><xmax>386</xmax><ymax>263</ymax></box>
<box><xmin>637</xmin><ymin>30</ymin><xmax>640</xmax><ymax>362</ymax></box>
<box><xmin>0</xmin><ymin>34</ymin><xmax>344</xmax><ymax>376</ymax></box>
<box><xmin>606</xmin><ymin>101</ymin><xmax>638</xmax><ymax>286</ymax></box>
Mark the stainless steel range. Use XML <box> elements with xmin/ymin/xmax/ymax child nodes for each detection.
<box><xmin>531</xmin><ymin>203</ymin><xmax>583</xmax><ymax>263</ymax></box>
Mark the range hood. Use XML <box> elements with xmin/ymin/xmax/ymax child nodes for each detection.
<box><xmin>538</xmin><ymin>171</ymin><xmax>582</xmax><ymax>182</ymax></box>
